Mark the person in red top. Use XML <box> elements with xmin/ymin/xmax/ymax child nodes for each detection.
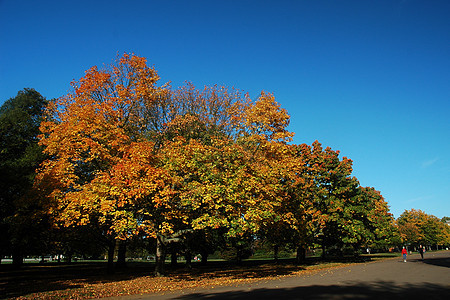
<box><xmin>402</xmin><ymin>246</ymin><xmax>408</xmax><ymax>262</ymax></box>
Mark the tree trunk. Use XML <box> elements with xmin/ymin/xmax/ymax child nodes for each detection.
<box><xmin>107</xmin><ymin>240</ymin><xmax>116</xmax><ymax>274</ymax></box>
<box><xmin>236</xmin><ymin>245</ymin><xmax>243</xmax><ymax>265</ymax></box>
<box><xmin>273</xmin><ymin>244</ymin><xmax>279</xmax><ymax>262</ymax></box>
<box><xmin>321</xmin><ymin>242</ymin><xmax>326</xmax><ymax>259</ymax></box>
<box><xmin>296</xmin><ymin>245</ymin><xmax>306</xmax><ymax>264</ymax></box>
<box><xmin>185</xmin><ymin>251</ymin><xmax>192</xmax><ymax>269</ymax></box>
<box><xmin>353</xmin><ymin>244</ymin><xmax>360</xmax><ymax>257</ymax></box>
<box><xmin>171</xmin><ymin>249</ymin><xmax>178</xmax><ymax>267</ymax></box>
<box><xmin>116</xmin><ymin>240</ymin><xmax>127</xmax><ymax>269</ymax></box>
<box><xmin>65</xmin><ymin>250</ymin><xmax>73</xmax><ymax>263</ymax></box>
<box><xmin>200</xmin><ymin>250</ymin><xmax>208</xmax><ymax>265</ymax></box>
<box><xmin>154</xmin><ymin>235</ymin><xmax>166</xmax><ymax>276</ymax></box>
<box><xmin>12</xmin><ymin>250</ymin><xmax>23</xmax><ymax>268</ymax></box>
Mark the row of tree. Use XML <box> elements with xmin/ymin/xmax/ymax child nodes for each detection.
<box><xmin>1</xmin><ymin>54</ymin><xmax>449</xmax><ymax>275</ymax></box>
<box><xmin>397</xmin><ymin>209</ymin><xmax>450</xmax><ymax>250</ymax></box>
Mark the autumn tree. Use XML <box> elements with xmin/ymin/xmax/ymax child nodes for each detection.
<box><xmin>145</xmin><ymin>83</ymin><xmax>249</xmax><ymax>274</ymax></box>
<box><xmin>294</xmin><ymin>141</ymin><xmax>368</xmax><ymax>257</ymax></box>
<box><xmin>356</xmin><ymin>187</ymin><xmax>397</xmax><ymax>250</ymax></box>
<box><xmin>438</xmin><ymin>218</ymin><xmax>450</xmax><ymax>247</ymax></box>
<box><xmin>36</xmin><ymin>55</ymin><xmax>254</xmax><ymax>275</ymax></box>
<box><xmin>36</xmin><ymin>54</ymin><xmax>174</xmax><ymax>272</ymax></box>
<box><xmin>159</xmin><ymin>91</ymin><xmax>296</xmax><ymax>263</ymax></box>
<box><xmin>253</xmin><ymin>142</ymin><xmax>308</xmax><ymax>262</ymax></box>
<box><xmin>398</xmin><ymin>209</ymin><xmax>450</xmax><ymax>249</ymax></box>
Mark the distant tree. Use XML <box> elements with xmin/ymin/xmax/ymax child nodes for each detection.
<box><xmin>439</xmin><ymin>217</ymin><xmax>450</xmax><ymax>247</ymax></box>
<box><xmin>0</xmin><ymin>88</ymin><xmax>47</xmax><ymax>266</ymax></box>
<box><xmin>438</xmin><ymin>218</ymin><xmax>450</xmax><ymax>247</ymax></box>
<box><xmin>397</xmin><ymin>209</ymin><xmax>449</xmax><ymax>249</ymax></box>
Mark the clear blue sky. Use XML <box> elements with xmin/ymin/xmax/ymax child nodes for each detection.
<box><xmin>1</xmin><ymin>0</ymin><xmax>449</xmax><ymax>219</ymax></box>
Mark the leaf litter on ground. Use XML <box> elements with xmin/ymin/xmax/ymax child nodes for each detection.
<box><xmin>4</xmin><ymin>256</ymin><xmax>394</xmax><ymax>300</ymax></box>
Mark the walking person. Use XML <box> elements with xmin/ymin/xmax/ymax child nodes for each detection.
<box><xmin>418</xmin><ymin>245</ymin><xmax>425</xmax><ymax>260</ymax></box>
<box><xmin>402</xmin><ymin>246</ymin><xmax>408</xmax><ymax>262</ymax></box>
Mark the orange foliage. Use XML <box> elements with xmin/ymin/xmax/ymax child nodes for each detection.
<box><xmin>36</xmin><ymin>53</ymin><xmax>170</xmax><ymax>239</ymax></box>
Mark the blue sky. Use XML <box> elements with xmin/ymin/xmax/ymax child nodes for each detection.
<box><xmin>1</xmin><ymin>0</ymin><xmax>449</xmax><ymax>219</ymax></box>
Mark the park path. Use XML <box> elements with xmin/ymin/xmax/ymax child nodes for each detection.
<box><xmin>104</xmin><ymin>251</ymin><xmax>450</xmax><ymax>300</ymax></box>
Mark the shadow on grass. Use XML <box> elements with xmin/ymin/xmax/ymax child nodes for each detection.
<box><xmin>169</xmin><ymin>259</ymin><xmax>307</xmax><ymax>282</ymax></box>
<box><xmin>171</xmin><ymin>282</ymin><xmax>450</xmax><ymax>300</ymax></box>
<box><xmin>0</xmin><ymin>256</ymin><xmax>375</xmax><ymax>299</ymax></box>
<box><xmin>168</xmin><ymin>255</ymin><xmax>375</xmax><ymax>282</ymax></box>
<box><xmin>0</xmin><ymin>262</ymin><xmax>153</xmax><ymax>299</ymax></box>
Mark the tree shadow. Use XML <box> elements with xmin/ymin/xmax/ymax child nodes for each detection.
<box><xmin>170</xmin><ymin>262</ymin><xmax>306</xmax><ymax>282</ymax></box>
<box><xmin>0</xmin><ymin>260</ymin><xmax>307</xmax><ymax>299</ymax></box>
<box><xmin>0</xmin><ymin>262</ymin><xmax>153</xmax><ymax>299</ymax></box>
<box><xmin>0</xmin><ymin>256</ymin><xmax>384</xmax><ymax>299</ymax></box>
<box><xmin>172</xmin><ymin>281</ymin><xmax>450</xmax><ymax>300</ymax></box>
<box><xmin>420</xmin><ymin>256</ymin><xmax>450</xmax><ymax>268</ymax></box>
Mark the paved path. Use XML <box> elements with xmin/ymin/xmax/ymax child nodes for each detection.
<box><xmin>105</xmin><ymin>251</ymin><xmax>450</xmax><ymax>300</ymax></box>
